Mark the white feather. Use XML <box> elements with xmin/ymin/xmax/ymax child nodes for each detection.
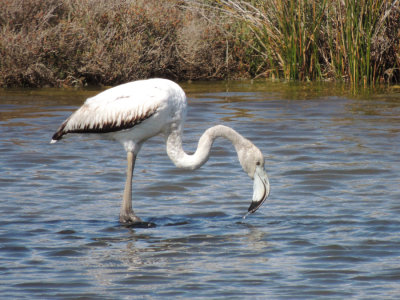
<box><xmin>53</xmin><ymin>78</ymin><xmax>187</xmax><ymax>152</ymax></box>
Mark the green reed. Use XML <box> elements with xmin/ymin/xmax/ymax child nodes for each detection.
<box><xmin>220</xmin><ymin>0</ymin><xmax>328</xmax><ymax>80</ymax></box>
<box><xmin>327</xmin><ymin>0</ymin><xmax>390</xmax><ymax>86</ymax></box>
<box><xmin>268</xmin><ymin>0</ymin><xmax>326</xmax><ymax>81</ymax></box>
<box><xmin>219</xmin><ymin>0</ymin><xmax>399</xmax><ymax>84</ymax></box>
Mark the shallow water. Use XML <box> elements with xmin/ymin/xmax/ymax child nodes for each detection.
<box><xmin>1</xmin><ymin>81</ymin><xmax>400</xmax><ymax>299</ymax></box>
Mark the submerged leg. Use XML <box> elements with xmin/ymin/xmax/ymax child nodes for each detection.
<box><xmin>119</xmin><ymin>151</ymin><xmax>142</xmax><ymax>223</ymax></box>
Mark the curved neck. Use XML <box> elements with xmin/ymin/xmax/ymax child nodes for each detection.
<box><xmin>166</xmin><ymin>125</ymin><xmax>248</xmax><ymax>170</ymax></box>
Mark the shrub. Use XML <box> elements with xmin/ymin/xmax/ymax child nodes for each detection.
<box><xmin>0</xmin><ymin>0</ymin><xmax>237</xmax><ymax>87</ymax></box>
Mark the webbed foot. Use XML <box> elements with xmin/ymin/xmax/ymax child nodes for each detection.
<box><xmin>119</xmin><ymin>211</ymin><xmax>142</xmax><ymax>224</ymax></box>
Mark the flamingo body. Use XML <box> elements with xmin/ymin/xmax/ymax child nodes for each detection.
<box><xmin>52</xmin><ymin>79</ymin><xmax>186</xmax><ymax>154</ymax></box>
<box><xmin>51</xmin><ymin>78</ymin><xmax>270</xmax><ymax>224</ymax></box>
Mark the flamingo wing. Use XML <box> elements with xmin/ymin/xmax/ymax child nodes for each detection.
<box><xmin>51</xmin><ymin>81</ymin><xmax>169</xmax><ymax>142</ymax></box>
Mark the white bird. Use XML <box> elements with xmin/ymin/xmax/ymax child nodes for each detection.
<box><xmin>51</xmin><ymin>78</ymin><xmax>270</xmax><ymax>224</ymax></box>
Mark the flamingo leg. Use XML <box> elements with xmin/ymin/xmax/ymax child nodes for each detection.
<box><xmin>119</xmin><ymin>151</ymin><xmax>142</xmax><ymax>223</ymax></box>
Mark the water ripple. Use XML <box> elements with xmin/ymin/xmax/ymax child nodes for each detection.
<box><xmin>1</xmin><ymin>83</ymin><xmax>399</xmax><ymax>298</ymax></box>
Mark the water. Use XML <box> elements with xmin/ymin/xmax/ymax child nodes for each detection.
<box><xmin>1</xmin><ymin>81</ymin><xmax>400</xmax><ymax>299</ymax></box>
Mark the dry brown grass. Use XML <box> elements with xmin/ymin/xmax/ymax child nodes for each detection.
<box><xmin>0</xmin><ymin>0</ymin><xmax>240</xmax><ymax>87</ymax></box>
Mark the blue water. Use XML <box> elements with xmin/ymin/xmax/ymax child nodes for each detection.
<box><xmin>1</xmin><ymin>82</ymin><xmax>400</xmax><ymax>299</ymax></box>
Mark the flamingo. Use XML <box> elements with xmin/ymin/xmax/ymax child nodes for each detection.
<box><xmin>51</xmin><ymin>78</ymin><xmax>270</xmax><ymax>224</ymax></box>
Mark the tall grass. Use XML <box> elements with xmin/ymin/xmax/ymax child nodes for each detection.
<box><xmin>326</xmin><ymin>0</ymin><xmax>398</xmax><ymax>86</ymax></box>
<box><xmin>216</xmin><ymin>0</ymin><xmax>400</xmax><ymax>84</ymax></box>
<box><xmin>256</xmin><ymin>0</ymin><xmax>327</xmax><ymax>81</ymax></box>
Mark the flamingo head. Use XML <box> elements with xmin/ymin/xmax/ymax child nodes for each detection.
<box><xmin>237</xmin><ymin>143</ymin><xmax>270</xmax><ymax>215</ymax></box>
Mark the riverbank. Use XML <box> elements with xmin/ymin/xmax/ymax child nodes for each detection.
<box><xmin>1</xmin><ymin>0</ymin><xmax>399</xmax><ymax>87</ymax></box>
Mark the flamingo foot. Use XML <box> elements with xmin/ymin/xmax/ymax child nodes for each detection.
<box><xmin>119</xmin><ymin>212</ymin><xmax>156</xmax><ymax>228</ymax></box>
<box><xmin>119</xmin><ymin>211</ymin><xmax>142</xmax><ymax>224</ymax></box>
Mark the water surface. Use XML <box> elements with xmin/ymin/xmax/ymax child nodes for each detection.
<box><xmin>1</xmin><ymin>81</ymin><xmax>400</xmax><ymax>299</ymax></box>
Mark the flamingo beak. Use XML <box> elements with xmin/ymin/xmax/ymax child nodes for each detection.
<box><xmin>248</xmin><ymin>166</ymin><xmax>270</xmax><ymax>214</ymax></box>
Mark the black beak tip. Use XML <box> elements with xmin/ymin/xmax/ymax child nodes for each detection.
<box><xmin>248</xmin><ymin>200</ymin><xmax>262</xmax><ymax>214</ymax></box>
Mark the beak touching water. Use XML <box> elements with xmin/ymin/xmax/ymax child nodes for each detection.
<box><xmin>247</xmin><ymin>166</ymin><xmax>270</xmax><ymax>215</ymax></box>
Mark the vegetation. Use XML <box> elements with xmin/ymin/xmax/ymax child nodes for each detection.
<box><xmin>0</xmin><ymin>0</ymin><xmax>239</xmax><ymax>87</ymax></box>
<box><xmin>214</xmin><ymin>0</ymin><xmax>400</xmax><ymax>86</ymax></box>
<box><xmin>0</xmin><ymin>0</ymin><xmax>399</xmax><ymax>87</ymax></box>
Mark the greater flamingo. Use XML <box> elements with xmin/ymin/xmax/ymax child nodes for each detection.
<box><xmin>51</xmin><ymin>78</ymin><xmax>270</xmax><ymax>224</ymax></box>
